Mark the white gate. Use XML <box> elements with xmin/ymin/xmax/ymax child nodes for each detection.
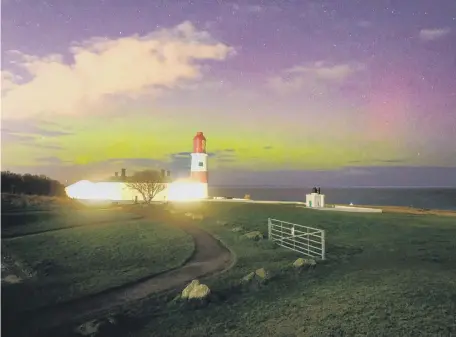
<box><xmin>268</xmin><ymin>218</ymin><xmax>326</xmax><ymax>260</ymax></box>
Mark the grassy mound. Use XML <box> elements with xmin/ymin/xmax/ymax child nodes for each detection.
<box><xmin>2</xmin><ymin>216</ymin><xmax>194</xmax><ymax>313</ymax></box>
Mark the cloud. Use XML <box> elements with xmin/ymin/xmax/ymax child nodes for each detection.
<box><xmin>1</xmin><ymin>121</ymin><xmax>72</xmax><ymax>154</ymax></box>
<box><xmin>419</xmin><ymin>28</ymin><xmax>450</xmax><ymax>41</ymax></box>
<box><xmin>1</xmin><ymin>130</ymin><xmax>36</xmax><ymax>143</ymax></box>
<box><xmin>36</xmin><ymin>156</ymin><xmax>68</xmax><ymax>165</ymax></box>
<box><xmin>267</xmin><ymin>61</ymin><xmax>364</xmax><ymax>94</ymax></box>
<box><xmin>376</xmin><ymin>159</ymin><xmax>407</xmax><ymax>164</ymax></box>
<box><xmin>172</xmin><ymin>152</ymin><xmax>192</xmax><ymax>158</ymax></box>
<box><xmin>1</xmin><ymin>21</ymin><xmax>234</xmax><ymax>120</ymax></box>
<box><xmin>34</xmin><ymin>144</ymin><xmax>64</xmax><ymax>150</ymax></box>
<box><xmin>1</xmin><ymin>121</ymin><xmax>73</xmax><ymax>140</ymax></box>
<box><xmin>1</xmin><ymin>70</ymin><xmax>20</xmax><ymax>92</ymax></box>
<box><xmin>169</xmin><ymin>148</ymin><xmax>236</xmax><ymax>169</ymax></box>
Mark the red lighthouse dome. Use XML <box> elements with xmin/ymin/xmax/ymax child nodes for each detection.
<box><xmin>193</xmin><ymin>132</ymin><xmax>206</xmax><ymax>153</ymax></box>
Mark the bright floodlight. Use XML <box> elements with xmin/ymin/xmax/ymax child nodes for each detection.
<box><xmin>65</xmin><ymin>181</ymin><xmax>123</xmax><ymax>200</ymax></box>
<box><xmin>168</xmin><ymin>180</ymin><xmax>207</xmax><ymax>201</ymax></box>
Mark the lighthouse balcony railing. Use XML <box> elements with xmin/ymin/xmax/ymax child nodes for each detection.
<box><xmin>267</xmin><ymin>218</ymin><xmax>325</xmax><ymax>260</ymax></box>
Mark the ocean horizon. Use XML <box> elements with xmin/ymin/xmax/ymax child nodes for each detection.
<box><xmin>208</xmin><ymin>186</ymin><xmax>456</xmax><ymax>211</ymax></box>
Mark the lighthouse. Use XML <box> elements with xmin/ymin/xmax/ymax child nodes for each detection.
<box><xmin>191</xmin><ymin>132</ymin><xmax>208</xmax><ymax>183</ymax></box>
<box><xmin>189</xmin><ymin>132</ymin><xmax>209</xmax><ymax>199</ymax></box>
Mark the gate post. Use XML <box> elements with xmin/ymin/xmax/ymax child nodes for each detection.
<box><xmin>268</xmin><ymin>218</ymin><xmax>272</xmax><ymax>240</ymax></box>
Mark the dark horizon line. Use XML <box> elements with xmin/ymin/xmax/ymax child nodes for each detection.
<box><xmin>209</xmin><ymin>185</ymin><xmax>456</xmax><ymax>189</ymax></box>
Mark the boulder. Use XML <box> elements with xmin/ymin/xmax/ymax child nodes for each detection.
<box><xmin>243</xmin><ymin>231</ymin><xmax>264</xmax><ymax>241</ymax></box>
<box><xmin>216</xmin><ymin>220</ymin><xmax>228</xmax><ymax>226</ymax></box>
<box><xmin>75</xmin><ymin>319</ymin><xmax>100</xmax><ymax>336</ymax></box>
<box><xmin>232</xmin><ymin>226</ymin><xmax>244</xmax><ymax>232</ymax></box>
<box><xmin>181</xmin><ymin>280</ymin><xmax>200</xmax><ymax>299</ymax></box>
<box><xmin>241</xmin><ymin>271</ymin><xmax>255</xmax><ymax>284</ymax></box>
<box><xmin>293</xmin><ymin>257</ymin><xmax>317</xmax><ymax>269</ymax></box>
<box><xmin>255</xmin><ymin>268</ymin><xmax>271</xmax><ymax>281</ymax></box>
<box><xmin>75</xmin><ymin>317</ymin><xmax>117</xmax><ymax>337</ymax></box>
<box><xmin>240</xmin><ymin>268</ymin><xmax>272</xmax><ymax>289</ymax></box>
<box><xmin>188</xmin><ymin>284</ymin><xmax>211</xmax><ymax>300</ymax></box>
<box><xmin>3</xmin><ymin>275</ymin><xmax>22</xmax><ymax>284</ymax></box>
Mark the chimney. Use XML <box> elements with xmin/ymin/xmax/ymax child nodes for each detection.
<box><xmin>121</xmin><ymin>168</ymin><xmax>126</xmax><ymax>180</ymax></box>
<box><xmin>166</xmin><ymin>170</ymin><xmax>171</xmax><ymax>177</ymax></box>
<box><xmin>161</xmin><ymin>169</ymin><xmax>165</xmax><ymax>177</ymax></box>
<box><xmin>114</xmin><ymin>172</ymin><xmax>118</xmax><ymax>177</ymax></box>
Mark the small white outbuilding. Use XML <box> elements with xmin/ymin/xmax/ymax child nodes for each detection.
<box><xmin>306</xmin><ymin>192</ymin><xmax>325</xmax><ymax>208</ymax></box>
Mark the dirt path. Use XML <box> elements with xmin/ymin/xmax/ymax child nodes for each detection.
<box><xmin>7</xmin><ymin>214</ymin><xmax>234</xmax><ymax>337</ymax></box>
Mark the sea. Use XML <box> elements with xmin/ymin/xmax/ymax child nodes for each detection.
<box><xmin>208</xmin><ymin>187</ymin><xmax>456</xmax><ymax>211</ymax></box>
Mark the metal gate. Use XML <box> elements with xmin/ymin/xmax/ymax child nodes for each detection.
<box><xmin>268</xmin><ymin>218</ymin><xmax>326</xmax><ymax>260</ymax></box>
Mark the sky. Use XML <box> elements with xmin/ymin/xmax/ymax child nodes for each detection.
<box><xmin>1</xmin><ymin>0</ymin><xmax>456</xmax><ymax>187</ymax></box>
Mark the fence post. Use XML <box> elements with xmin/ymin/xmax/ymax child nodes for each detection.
<box><xmin>268</xmin><ymin>218</ymin><xmax>272</xmax><ymax>240</ymax></box>
<box><xmin>292</xmin><ymin>226</ymin><xmax>295</xmax><ymax>250</ymax></box>
<box><xmin>321</xmin><ymin>230</ymin><xmax>326</xmax><ymax>260</ymax></box>
<box><xmin>280</xmin><ymin>221</ymin><xmax>283</xmax><ymax>244</ymax></box>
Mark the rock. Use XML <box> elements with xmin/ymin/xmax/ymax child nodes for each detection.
<box><xmin>243</xmin><ymin>231</ymin><xmax>264</xmax><ymax>241</ymax></box>
<box><xmin>241</xmin><ymin>272</ymin><xmax>255</xmax><ymax>284</ymax></box>
<box><xmin>240</xmin><ymin>268</ymin><xmax>272</xmax><ymax>289</ymax></box>
<box><xmin>293</xmin><ymin>257</ymin><xmax>317</xmax><ymax>269</ymax></box>
<box><xmin>188</xmin><ymin>284</ymin><xmax>211</xmax><ymax>300</ymax></box>
<box><xmin>255</xmin><ymin>268</ymin><xmax>271</xmax><ymax>281</ymax></box>
<box><xmin>3</xmin><ymin>275</ymin><xmax>22</xmax><ymax>284</ymax></box>
<box><xmin>75</xmin><ymin>317</ymin><xmax>118</xmax><ymax>337</ymax></box>
<box><xmin>106</xmin><ymin>316</ymin><xmax>116</xmax><ymax>325</ymax></box>
<box><xmin>75</xmin><ymin>319</ymin><xmax>100</xmax><ymax>336</ymax></box>
<box><xmin>216</xmin><ymin>220</ymin><xmax>228</xmax><ymax>226</ymax></box>
<box><xmin>181</xmin><ymin>280</ymin><xmax>200</xmax><ymax>299</ymax></box>
<box><xmin>232</xmin><ymin>226</ymin><xmax>243</xmax><ymax>232</ymax></box>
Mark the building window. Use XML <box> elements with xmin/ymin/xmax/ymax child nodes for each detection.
<box><xmin>198</xmin><ymin>161</ymin><xmax>204</xmax><ymax>167</ymax></box>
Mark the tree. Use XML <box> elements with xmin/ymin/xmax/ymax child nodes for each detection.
<box><xmin>125</xmin><ymin>170</ymin><xmax>166</xmax><ymax>204</ymax></box>
<box><xmin>1</xmin><ymin>171</ymin><xmax>66</xmax><ymax>196</ymax></box>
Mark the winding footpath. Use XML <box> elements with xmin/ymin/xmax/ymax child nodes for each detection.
<box><xmin>5</xmin><ymin>210</ymin><xmax>234</xmax><ymax>337</ymax></box>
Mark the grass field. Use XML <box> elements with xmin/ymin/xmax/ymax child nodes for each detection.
<box><xmin>1</xmin><ymin>209</ymin><xmax>143</xmax><ymax>237</ymax></box>
<box><xmin>117</xmin><ymin>202</ymin><xmax>456</xmax><ymax>337</ymax></box>
<box><xmin>1</xmin><ymin>209</ymin><xmax>195</xmax><ymax>314</ymax></box>
<box><xmin>1</xmin><ymin>193</ymin><xmax>78</xmax><ymax>213</ymax></box>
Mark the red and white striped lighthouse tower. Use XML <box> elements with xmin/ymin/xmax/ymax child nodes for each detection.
<box><xmin>190</xmin><ymin>132</ymin><xmax>208</xmax><ymax>184</ymax></box>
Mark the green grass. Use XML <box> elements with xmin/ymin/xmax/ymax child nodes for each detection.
<box><xmin>2</xmin><ymin>216</ymin><xmax>194</xmax><ymax>313</ymax></box>
<box><xmin>1</xmin><ymin>193</ymin><xmax>79</xmax><ymax>213</ymax></box>
<box><xmin>1</xmin><ymin>209</ymin><xmax>142</xmax><ymax>237</ymax></box>
<box><xmin>124</xmin><ymin>202</ymin><xmax>456</xmax><ymax>337</ymax></box>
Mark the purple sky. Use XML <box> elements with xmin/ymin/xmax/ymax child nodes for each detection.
<box><xmin>2</xmin><ymin>0</ymin><xmax>456</xmax><ymax>186</ymax></box>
